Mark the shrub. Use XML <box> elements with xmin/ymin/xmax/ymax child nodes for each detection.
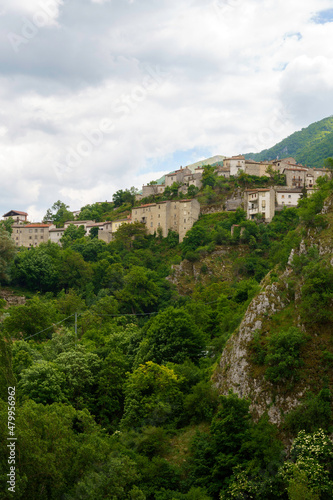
<box><xmin>264</xmin><ymin>327</ymin><xmax>308</xmax><ymax>383</ymax></box>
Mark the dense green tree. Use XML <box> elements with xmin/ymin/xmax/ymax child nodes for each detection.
<box><xmin>121</xmin><ymin>361</ymin><xmax>183</xmax><ymax>429</ymax></box>
<box><xmin>113</xmin><ymin>221</ymin><xmax>147</xmax><ymax>250</ymax></box>
<box><xmin>116</xmin><ymin>266</ymin><xmax>161</xmax><ymax>314</ymax></box>
<box><xmin>55</xmin><ymin>346</ymin><xmax>102</xmax><ymax>411</ymax></box>
<box><xmin>0</xmin><ymin>333</ymin><xmax>16</xmax><ymax>399</ymax></box>
<box><xmin>60</xmin><ymin>224</ymin><xmax>86</xmax><ymax>248</ymax></box>
<box><xmin>0</xmin><ymin>216</ymin><xmax>14</xmax><ymax>235</ymax></box>
<box><xmin>10</xmin><ymin>246</ymin><xmax>59</xmax><ymax>291</ymax></box>
<box><xmin>18</xmin><ymin>361</ymin><xmax>66</xmax><ymax>404</ymax></box>
<box><xmin>324</xmin><ymin>157</ymin><xmax>333</xmax><ymax>177</ymax></box>
<box><xmin>0</xmin><ymin>227</ymin><xmax>16</xmax><ymax>281</ymax></box>
<box><xmin>113</xmin><ymin>187</ymin><xmax>137</xmax><ymax>207</ymax></box>
<box><xmin>58</xmin><ymin>249</ymin><xmax>93</xmax><ymax>291</ymax></box>
<box><xmin>202</xmin><ymin>165</ymin><xmax>217</xmax><ymax>188</ymax></box>
<box><xmin>2</xmin><ymin>295</ymin><xmax>59</xmax><ymax>340</ymax></box>
<box><xmin>137</xmin><ymin>307</ymin><xmax>205</xmax><ymax>365</ymax></box>
<box><xmin>0</xmin><ymin>400</ymin><xmax>112</xmax><ymax>500</ymax></box>
<box><xmin>43</xmin><ymin>200</ymin><xmax>73</xmax><ymax>228</ymax></box>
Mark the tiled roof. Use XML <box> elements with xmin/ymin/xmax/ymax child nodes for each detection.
<box><xmin>3</xmin><ymin>210</ymin><xmax>28</xmax><ymax>216</ymax></box>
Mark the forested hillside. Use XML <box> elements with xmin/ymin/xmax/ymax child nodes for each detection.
<box><xmin>244</xmin><ymin>115</ymin><xmax>333</xmax><ymax>168</ymax></box>
<box><xmin>0</xmin><ymin>171</ymin><xmax>333</xmax><ymax>499</ymax></box>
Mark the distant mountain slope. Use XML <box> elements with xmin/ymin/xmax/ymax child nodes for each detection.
<box><xmin>244</xmin><ymin>116</ymin><xmax>333</xmax><ymax>168</ymax></box>
<box><xmin>185</xmin><ymin>155</ymin><xmax>226</xmax><ymax>172</ymax></box>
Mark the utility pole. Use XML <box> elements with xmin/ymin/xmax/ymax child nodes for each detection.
<box><xmin>75</xmin><ymin>312</ymin><xmax>77</xmax><ymax>347</ymax></box>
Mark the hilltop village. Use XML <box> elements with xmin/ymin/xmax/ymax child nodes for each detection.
<box><xmin>4</xmin><ymin>155</ymin><xmax>329</xmax><ymax>248</ymax></box>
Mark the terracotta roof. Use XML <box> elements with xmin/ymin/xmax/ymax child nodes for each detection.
<box><xmin>49</xmin><ymin>227</ymin><xmax>65</xmax><ymax>232</ymax></box>
<box><xmin>245</xmin><ymin>188</ymin><xmax>271</xmax><ymax>192</ymax></box>
<box><xmin>137</xmin><ymin>203</ymin><xmax>156</xmax><ymax>208</ymax></box>
<box><xmin>3</xmin><ymin>210</ymin><xmax>28</xmax><ymax>216</ymax></box>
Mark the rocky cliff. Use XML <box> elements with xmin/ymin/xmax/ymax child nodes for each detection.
<box><xmin>213</xmin><ymin>195</ymin><xmax>333</xmax><ymax>425</ymax></box>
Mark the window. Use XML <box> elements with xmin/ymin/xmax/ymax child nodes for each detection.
<box><xmin>150</xmin><ymin>222</ymin><xmax>153</xmax><ymax>227</ymax></box>
<box><xmin>40</xmin><ymin>236</ymin><xmax>43</xmax><ymax>239</ymax></box>
<box><xmin>184</xmin><ymin>219</ymin><xmax>186</xmax><ymax>223</ymax></box>
<box><xmin>40</xmin><ymin>228</ymin><xmax>44</xmax><ymax>233</ymax></box>
<box><xmin>158</xmin><ymin>214</ymin><xmax>160</xmax><ymax>218</ymax></box>
<box><xmin>29</xmin><ymin>236</ymin><xmax>32</xmax><ymax>240</ymax></box>
<box><xmin>35</xmin><ymin>229</ymin><xmax>38</xmax><ymax>233</ymax></box>
<box><xmin>288</xmin><ymin>195</ymin><xmax>291</xmax><ymax>198</ymax></box>
<box><xmin>34</xmin><ymin>235</ymin><xmax>38</xmax><ymax>239</ymax></box>
<box><xmin>282</xmin><ymin>195</ymin><xmax>285</xmax><ymax>199</ymax></box>
<box><xmin>29</xmin><ymin>229</ymin><xmax>32</xmax><ymax>233</ymax></box>
<box><xmin>262</xmin><ymin>201</ymin><xmax>266</xmax><ymax>208</ymax></box>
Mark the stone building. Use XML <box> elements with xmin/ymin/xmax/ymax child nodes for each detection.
<box><xmin>3</xmin><ymin>210</ymin><xmax>28</xmax><ymax>223</ymax></box>
<box><xmin>49</xmin><ymin>227</ymin><xmax>65</xmax><ymax>245</ymax></box>
<box><xmin>244</xmin><ymin>160</ymin><xmax>271</xmax><ymax>177</ymax></box>
<box><xmin>275</xmin><ymin>188</ymin><xmax>303</xmax><ymax>209</ymax></box>
<box><xmin>224</xmin><ymin>155</ymin><xmax>246</xmax><ymax>176</ymax></box>
<box><xmin>270</xmin><ymin>157</ymin><xmax>297</xmax><ymax>172</ymax></box>
<box><xmin>131</xmin><ymin>199</ymin><xmax>200</xmax><ymax>242</ymax></box>
<box><xmin>11</xmin><ymin>223</ymin><xmax>51</xmax><ymax>247</ymax></box>
<box><xmin>244</xmin><ymin>188</ymin><xmax>275</xmax><ymax>222</ymax></box>
<box><xmin>142</xmin><ymin>184</ymin><xmax>166</xmax><ymax>197</ymax></box>
<box><xmin>165</xmin><ymin>167</ymin><xmax>192</xmax><ymax>187</ymax></box>
<box><xmin>283</xmin><ymin>166</ymin><xmax>307</xmax><ymax>188</ymax></box>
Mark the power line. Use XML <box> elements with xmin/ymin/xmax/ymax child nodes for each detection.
<box><xmin>23</xmin><ymin>314</ymin><xmax>75</xmax><ymax>341</ymax></box>
<box><xmin>22</xmin><ymin>297</ymin><xmax>222</xmax><ymax>341</ymax></box>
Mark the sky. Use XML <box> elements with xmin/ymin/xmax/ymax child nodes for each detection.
<box><xmin>1</xmin><ymin>0</ymin><xmax>333</xmax><ymax>221</ymax></box>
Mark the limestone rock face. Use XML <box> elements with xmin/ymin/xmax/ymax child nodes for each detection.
<box><xmin>213</xmin><ymin>274</ymin><xmax>306</xmax><ymax>425</ymax></box>
<box><xmin>0</xmin><ymin>290</ymin><xmax>26</xmax><ymax>308</ymax></box>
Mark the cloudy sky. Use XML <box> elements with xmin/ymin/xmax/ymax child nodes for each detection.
<box><xmin>1</xmin><ymin>0</ymin><xmax>333</xmax><ymax>220</ymax></box>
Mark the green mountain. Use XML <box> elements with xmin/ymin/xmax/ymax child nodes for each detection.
<box><xmin>244</xmin><ymin>115</ymin><xmax>333</xmax><ymax>168</ymax></box>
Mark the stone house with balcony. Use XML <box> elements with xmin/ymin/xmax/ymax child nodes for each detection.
<box><xmin>11</xmin><ymin>223</ymin><xmax>51</xmax><ymax>247</ymax></box>
<box><xmin>244</xmin><ymin>188</ymin><xmax>275</xmax><ymax>222</ymax></box>
<box><xmin>131</xmin><ymin>199</ymin><xmax>200</xmax><ymax>242</ymax></box>
<box><xmin>283</xmin><ymin>167</ymin><xmax>307</xmax><ymax>188</ymax></box>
